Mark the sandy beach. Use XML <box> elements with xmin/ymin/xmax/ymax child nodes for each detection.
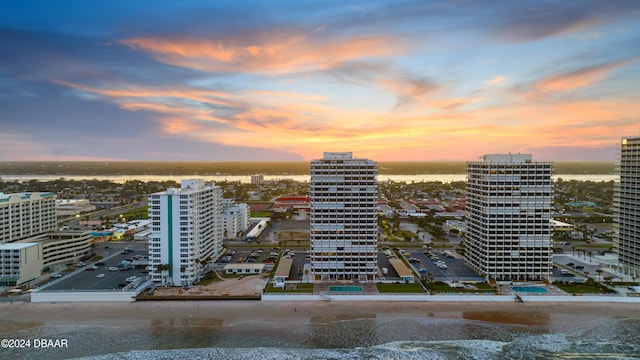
<box><xmin>2</xmin><ymin>300</ymin><xmax>639</xmax><ymax>331</ymax></box>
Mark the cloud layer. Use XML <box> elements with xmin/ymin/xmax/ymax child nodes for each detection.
<box><xmin>1</xmin><ymin>1</ymin><xmax>639</xmax><ymax>161</ymax></box>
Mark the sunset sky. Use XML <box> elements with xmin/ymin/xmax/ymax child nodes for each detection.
<box><xmin>1</xmin><ymin>1</ymin><xmax>639</xmax><ymax>162</ymax></box>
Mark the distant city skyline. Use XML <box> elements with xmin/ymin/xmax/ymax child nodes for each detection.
<box><xmin>1</xmin><ymin>1</ymin><xmax>639</xmax><ymax>162</ymax></box>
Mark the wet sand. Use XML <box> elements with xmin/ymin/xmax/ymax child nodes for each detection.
<box><xmin>1</xmin><ymin>301</ymin><xmax>639</xmax><ymax>331</ymax></box>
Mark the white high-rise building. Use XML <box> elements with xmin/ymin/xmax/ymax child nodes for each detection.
<box><xmin>148</xmin><ymin>179</ymin><xmax>223</xmax><ymax>286</ymax></box>
<box><xmin>222</xmin><ymin>202</ymin><xmax>250</xmax><ymax>239</ymax></box>
<box><xmin>0</xmin><ymin>192</ymin><xmax>57</xmax><ymax>244</ymax></box>
<box><xmin>614</xmin><ymin>136</ymin><xmax>640</xmax><ymax>277</ymax></box>
<box><xmin>251</xmin><ymin>174</ymin><xmax>264</xmax><ymax>185</ymax></box>
<box><xmin>310</xmin><ymin>152</ymin><xmax>378</xmax><ymax>282</ymax></box>
<box><xmin>465</xmin><ymin>154</ymin><xmax>553</xmax><ymax>281</ymax></box>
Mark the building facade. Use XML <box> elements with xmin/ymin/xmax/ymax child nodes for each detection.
<box><xmin>55</xmin><ymin>199</ymin><xmax>96</xmax><ymax>217</ymax></box>
<box><xmin>0</xmin><ymin>230</ymin><xmax>93</xmax><ymax>287</ymax></box>
<box><xmin>0</xmin><ymin>192</ymin><xmax>57</xmax><ymax>244</ymax></box>
<box><xmin>39</xmin><ymin>231</ymin><xmax>92</xmax><ymax>268</ymax></box>
<box><xmin>221</xmin><ymin>202</ymin><xmax>250</xmax><ymax>239</ymax></box>
<box><xmin>273</xmin><ymin>194</ymin><xmax>310</xmax><ymax>212</ymax></box>
<box><xmin>614</xmin><ymin>136</ymin><xmax>640</xmax><ymax>277</ymax></box>
<box><xmin>148</xmin><ymin>179</ymin><xmax>223</xmax><ymax>286</ymax></box>
<box><xmin>0</xmin><ymin>243</ymin><xmax>42</xmax><ymax>287</ymax></box>
<box><xmin>310</xmin><ymin>152</ymin><xmax>378</xmax><ymax>282</ymax></box>
<box><xmin>465</xmin><ymin>154</ymin><xmax>553</xmax><ymax>281</ymax></box>
<box><xmin>251</xmin><ymin>174</ymin><xmax>264</xmax><ymax>185</ymax></box>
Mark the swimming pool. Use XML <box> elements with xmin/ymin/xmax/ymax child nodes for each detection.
<box><xmin>512</xmin><ymin>286</ymin><xmax>548</xmax><ymax>293</ymax></box>
<box><xmin>329</xmin><ymin>286</ymin><xmax>363</xmax><ymax>293</ymax></box>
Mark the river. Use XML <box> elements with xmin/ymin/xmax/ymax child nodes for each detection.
<box><xmin>0</xmin><ymin>174</ymin><xmax>617</xmax><ymax>184</ymax></box>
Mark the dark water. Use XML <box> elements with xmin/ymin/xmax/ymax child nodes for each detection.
<box><xmin>3</xmin><ymin>316</ymin><xmax>639</xmax><ymax>359</ymax></box>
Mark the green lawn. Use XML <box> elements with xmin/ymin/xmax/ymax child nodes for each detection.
<box><xmin>119</xmin><ymin>206</ymin><xmax>150</xmax><ymax>220</ymax></box>
<box><xmin>196</xmin><ymin>271</ymin><xmax>222</xmax><ymax>286</ymax></box>
<box><xmin>425</xmin><ymin>281</ymin><xmax>496</xmax><ymax>294</ymax></box>
<box><xmin>395</xmin><ymin>230</ymin><xmax>416</xmax><ymax>239</ymax></box>
<box><xmin>265</xmin><ymin>283</ymin><xmax>314</xmax><ymax>293</ymax></box>
<box><xmin>251</xmin><ymin>211</ymin><xmax>274</xmax><ymax>217</ymax></box>
<box><xmin>425</xmin><ymin>281</ymin><xmax>455</xmax><ymax>293</ymax></box>
<box><xmin>555</xmin><ymin>281</ymin><xmax>616</xmax><ymax>294</ymax></box>
<box><xmin>376</xmin><ymin>283</ymin><xmax>425</xmax><ymax>293</ymax></box>
<box><xmin>474</xmin><ymin>283</ymin><xmax>497</xmax><ymax>292</ymax></box>
<box><xmin>577</xmin><ymin>244</ymin><xmax>613</xmax><ymax>249</ymax></box>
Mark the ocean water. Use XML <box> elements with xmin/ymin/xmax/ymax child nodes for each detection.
<box><xmin>3</xmin><ymin>316</ymin><xmax>639</xmax><ymax>359</ymax></box>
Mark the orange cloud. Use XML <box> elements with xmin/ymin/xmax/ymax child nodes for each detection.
<box><xmin>483</xmin><ymin>75</ymin><xmax>508</xmax><ymax>87</ymax></box>
<box><xmin>51</xmin><ymin>61</ymin><xmax>639</xmax><ymax>162</ymax></box>
<box><xmin>534</xmin><ymin>58</ymin><xmax>637</xmax><ymax>93</ymax></box>
<box><xmin>121</xmin><ymin>33</ymin><xmax>404</xmax><ymax>74</ymax></box>
<box><xmin>159</xmin><ymin>117</ymin><xmax>201</xmax><ymax>134</ymax></box>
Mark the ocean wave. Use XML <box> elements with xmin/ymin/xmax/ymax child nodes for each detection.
<box><xmin>6</xmin><ymin>317</ymin><xmax>640</xmax><ymax>360</ymax></box>
<box><xmin>70</xmin><ymin>335</ymin><xmax>640</xmax><ymax>360</ymax></box>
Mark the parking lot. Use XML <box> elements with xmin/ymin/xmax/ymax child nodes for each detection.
<box><xmin>551</xmin><ymin>254</ymin><xmax>618</xmax><ymax>281</ymax></box>
<box><xmin>403</xmin><ymin>249</ymin><xmax>483</xmax><ymax>282</ymax></box>
<box><xmin>216</xmin><ymin>246</ymin><xmax>484</xmax><ymax>283</ymax></box>
<box><xmin>217</xmin><ymin>247</ymin><xmax>307</xmax><ymax>280</ymax></box>
<box><xmin>43</xmin><ymin>241</ymin><xmax>149</xmax><ymax>291</ymax></box>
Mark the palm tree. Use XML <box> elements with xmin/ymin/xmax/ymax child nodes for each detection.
<box><xmin>596</xmin><ymin>269</ymin><xmax>603</xmax><ymax>282</ymax></box>
<box><xmin>157</xmin><ymin>264</ymin><xmax>170</xmax><ymax>286</ymax></box>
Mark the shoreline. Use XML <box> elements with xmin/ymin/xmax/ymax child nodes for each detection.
<box><xmin>2</xmin><ymin>300</ymin><xmax>639</xmax><ymax>330</ymax></box>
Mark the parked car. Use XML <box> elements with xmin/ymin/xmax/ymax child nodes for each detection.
<box><xmin>96</xmin><ymin>273</ymin><xmax>105</xmax><ymax>278</ymax></box>
<box><xmin>50</xmin><ymin>273</ymin><xmax>63</xmax><ymax>278</ymax></box>
<box><xmin>85</xmin><ymin>266</ymin><xmax>98</xmax><ymax>271</ymax></box>
<box><xmin>108</xmin><ymin>267</ymin><xmax>119</xmax><ymax>271</ymax></box>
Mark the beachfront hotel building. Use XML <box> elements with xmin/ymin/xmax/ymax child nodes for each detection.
<box><xmin>614</xmin><ymin>136</ymin><xmax>640</xmax><ymax>277</ymax></box>
<box><xmin>148</xmin><ymin>179</ymin><xmax>223</xmax><ymax>286</ymax></box>
<box><xmin>309</xmin><ymin>152</ymin><xmax>378</xmax><ymax>282</ymax></box>
<box><xmin>0</xmin><ymin>192</ymin><xmax>57</xmax><ymax>244</ymax></box>
<box><xmin>465</xmin><ymin>154</ymin><xmax>553</xmax><ymax>281</ymax></box>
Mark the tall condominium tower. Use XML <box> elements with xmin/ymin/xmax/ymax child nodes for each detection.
<box><xmin>465</xmin><ymin>154</ymin><xmax>553</xmax><ymax>281</ymax></box>
<box><xmin>310</xmin><ymin>152</ymin><xmax>378</xmax><ymax>282</ymax></box>
<box><xmin>614</xmin><ymin>136</ymin><xmax>640</xmax><ymax>277</ymax></box>
<box><xmin>0</xmin><ymin>192</ymin><xmax>57</xmax><ymax>244</ymax></box>
<box><xmin>148</xmin><ymin>179</ymin><xmax>223</xmax><ymax>286</ymax></box>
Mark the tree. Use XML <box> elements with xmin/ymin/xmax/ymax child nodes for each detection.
<box><xmin>157</xmin><ymin>264</ymin><xmax>170</xmax><ymax>286</ymax></box>
<box><xmin>596</xmin><ymin>269</ymin><xmax>603</xmax><ymax>282</ymax></box>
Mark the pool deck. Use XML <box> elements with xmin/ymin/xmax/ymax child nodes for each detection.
<box><xmin>512</xmin><ymin>286</ymin><xmax>549</xmax><ymax>293</ymax></box>
<box><xmin>315</xmin><ymin>283</ymin><xmax>379</xmax><ymax>294</ymax></box>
